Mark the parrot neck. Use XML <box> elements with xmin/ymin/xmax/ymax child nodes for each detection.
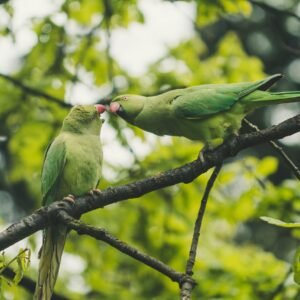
<box><xmin>61</xmin><ymin>120</ymin><xmax>101</xmax><ymax>135</ymax></box>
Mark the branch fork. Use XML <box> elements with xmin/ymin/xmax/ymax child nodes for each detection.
<box><xmin>0</xmin><ymin>114</ymin><xmax>299</xmax><ymax>298</ymax></box>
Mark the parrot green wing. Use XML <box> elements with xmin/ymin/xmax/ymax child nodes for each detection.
<box><xmin>41</xmin><ymin>137</ymin><xmax>66</xmax><ymax>206</ymax></box>
<box><xmin>172</xmin><ymin>74</ymin><xmax>282</xmax><ymax>120</ymax></box>
<box><xmin>172</xmin><ymin>89</ymin><xmax>238</xmax><ymax>119</ymax></box>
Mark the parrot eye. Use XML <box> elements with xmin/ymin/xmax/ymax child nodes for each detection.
<box><xmin>122</xmin><ymin>96</ymin><xmax>128</xmax><ymax>101</ymax></box>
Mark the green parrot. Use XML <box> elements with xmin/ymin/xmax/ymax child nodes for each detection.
<box><xmin>34</xmin><ymin>104</ymin><xmax>106</xmax><ymax>300</ymax></box>
<box><xmin>106</xmin><ymin>74</ymin><xmax>300</xmax><ymax>149</ymax></box>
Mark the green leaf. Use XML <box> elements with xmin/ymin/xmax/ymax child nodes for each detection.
<box><xmin>14</xmin><ymin>249</ymin><xmax>30</xmax><ymax>284</ymax></box>
<box><xmin>294</xmin><ymin>247</ymin><xmax>300</xmax><ymax>284</ymax></box>
<box><xmin>257</xmin><ymin>157</ymin><xmax>278</xmax><ymax>177</ymax></box>
<box><xmin>260</xmin><ymin>216</ymin><xmax>300</xmax><ymax>228</ymax></box>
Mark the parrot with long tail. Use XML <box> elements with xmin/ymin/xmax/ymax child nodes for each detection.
<box><xmin>105</xmin><ymin>74</ymin><xmax>300</xmax><ymax>149</ymax></box>
<box><xmin>34</xmin><ymin>104</ymin><xmax>105</xmax><ymax>300</ymax></box>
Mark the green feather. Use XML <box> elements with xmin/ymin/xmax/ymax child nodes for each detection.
<box><xmin>173</xmin><ymin>74</ymin><xmax>284</xmax><ymax>119</ymax></box>
<box><xmin>41</xmin><ymin>138</ymin><xmax>66</xmax><ymax>206</ymax></box>
<box><xmin>34</xmin><ymin>105</ymin><xmax>103</xmax><ymax>300</ymax></box>
<box><xmin>109</xmin><ymin>74</ymin><xmax>300</xmax><ymax>147</ymax></box>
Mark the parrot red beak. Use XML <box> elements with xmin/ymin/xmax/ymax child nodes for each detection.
<box><xmin>95</xmin><ymin>104</ymin><xmax>106</xmax><ymax>115</ymax></box>
<box><xmin>110</xmin><ymin>102</ymin><xmax>121</xmax><ymax>113</ymax></box>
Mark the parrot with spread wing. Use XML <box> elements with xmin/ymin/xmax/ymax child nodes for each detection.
<box><xmin>34</xmin><ymin>104</ymin><xmax>106</xmax><ymax>300</ymax></box>
<box><xmin>105</xmin><ymin>74</ymin><xmax>300</xmax><ymax>149</ymax></box>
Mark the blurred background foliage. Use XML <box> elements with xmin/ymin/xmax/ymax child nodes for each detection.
<box><xmin>0</xmin><ymin>0</ymin><xmax>300</xmax><ymax>298</ymax></box>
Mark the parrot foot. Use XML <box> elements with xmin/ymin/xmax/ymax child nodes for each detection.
<box><xmin>198</xmin><ymin>151</ymin><xmax>205</xmax><ymax>164</ymax></box>
<box><xmin>198</xmin><ymin>146</ymin><xmax>212</xmax><ymax>164</ymax></box>
<box><xmin>89</xmin><ymin>189</ymin><xmax>102</xmax><ymax>196</ymax></box>
<box><xmin>63</xmin><ymin>194</ymin><xmax>75</xmax><ymax>203</ymax></box>
<box><xmin>198</xmin><ymin>138</ymin><xmax>224</xmax><ymax>163</ymax></box>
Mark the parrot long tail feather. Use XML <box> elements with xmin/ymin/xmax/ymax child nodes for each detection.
<box><xmin>271</xmin><ymin>91</ymin><xmax>300</xmax><ymax>97</ymax></box>
<box><xmin>244</xmin><ymin>91</ymin><xmax>300</xmax><ymax>109</ymax></box>
<box><xmin>34</xmin><ymin>225</ymin><xmax>68</xmax><ymax>300</ymax></box>
<box><xmin>238</xmin><ymin>74</ymin><xmax>282</xmax><ymax>98</ymax></box>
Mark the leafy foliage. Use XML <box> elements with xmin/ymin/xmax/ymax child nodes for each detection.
<box><xmin>195</xmin><ymin>0</ymin><xmax>252</xmax><ymax>25</ymax></box>
<box><xmin>0</xmin><ymin>248</ymin><xmax>31</xmax><ymax>297</ymax></box>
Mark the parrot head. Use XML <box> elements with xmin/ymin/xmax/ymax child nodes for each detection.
<box><xmin>62</xmin><ymin>104</ymin><xmax>106</xmax><ymax>134</ymax></box>
<box><xmin>109</xmin><ymin>95</ymin><xmax>145</xmax><ymax>123</ymax></box>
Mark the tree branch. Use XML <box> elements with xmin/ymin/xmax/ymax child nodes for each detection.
<box><xmin>59</xmin><ymin>211</ymin><xmax>186</xmax><ymax>283</ymax></box>
<box><xmin>0</xmin><ymin>113</ymin><xmax>300</xmax><ymax>251</ymax></box>
<box><xmin>243</xmin><ymin>118</ymin><xmax>300</xmax><ymax>180</ymax></box>
<box><xmin>0</xmin><ymin>73</ymin><xmax>71</xmax><ymax>108</ymax></box>
<box><xmin>180</xmin><ymin>164</ymin><xmax>222</xmax><ymax>299</ymax></box>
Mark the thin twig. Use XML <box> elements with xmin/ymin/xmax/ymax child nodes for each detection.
<box><xmin>267</xmin><ymin>266</ymin><xmax>292</xmax><ymax>300</ymax></box>
<box><xmin>0</xmin><ymin>73</ymin><xmax>71</xmax><ymax>108</ymax></box>
<box><xmin>0</xmin><ymin>113</ymin><xmax>299</xmax><ymax>251</ymax></box>
<box><xmin>180</xmin><ymin>164</ymin><xmax>223</xmax><ymax>300</ymax></box>
<box><xmin>0</xmin><ymin>248</ymin><xmax>29</xmax><ymax>275</ymax></box>
<box><xmin>93</xmin><ymin>1</ymin><xmax>118</xmax><ymax>104</ymax></box>
<box><xmin>281</xmin><ymin>43</ymin><xmax>300</xmax><ymax>56</ymax></box>
<box><xmin>243</xmin><ymin>118</ymin><xmax>300</xmax><ymax>180</ymax></box>
<box><xmin>0</xmin><ymin>266</ymin><xmax>68</xmax><ymax>300</ymax></box>
<box><xmin>103</xmin><ymin>0</ymin><xmax>117</xmax><ymax>95</ymax></box>
<box><xmin>59</xmin><ymin>211</ymin><xmax>188</xmax><ymax>284</ymax></box>
<box><xmin>249</xmin><ymin>0</ymin><xmax>300</xmax><ymax>22</ymax></box>
<box><xmin>69</xmin><ymin>18</ymin><xmax>104</xmax><ymax>96</ymax></box>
